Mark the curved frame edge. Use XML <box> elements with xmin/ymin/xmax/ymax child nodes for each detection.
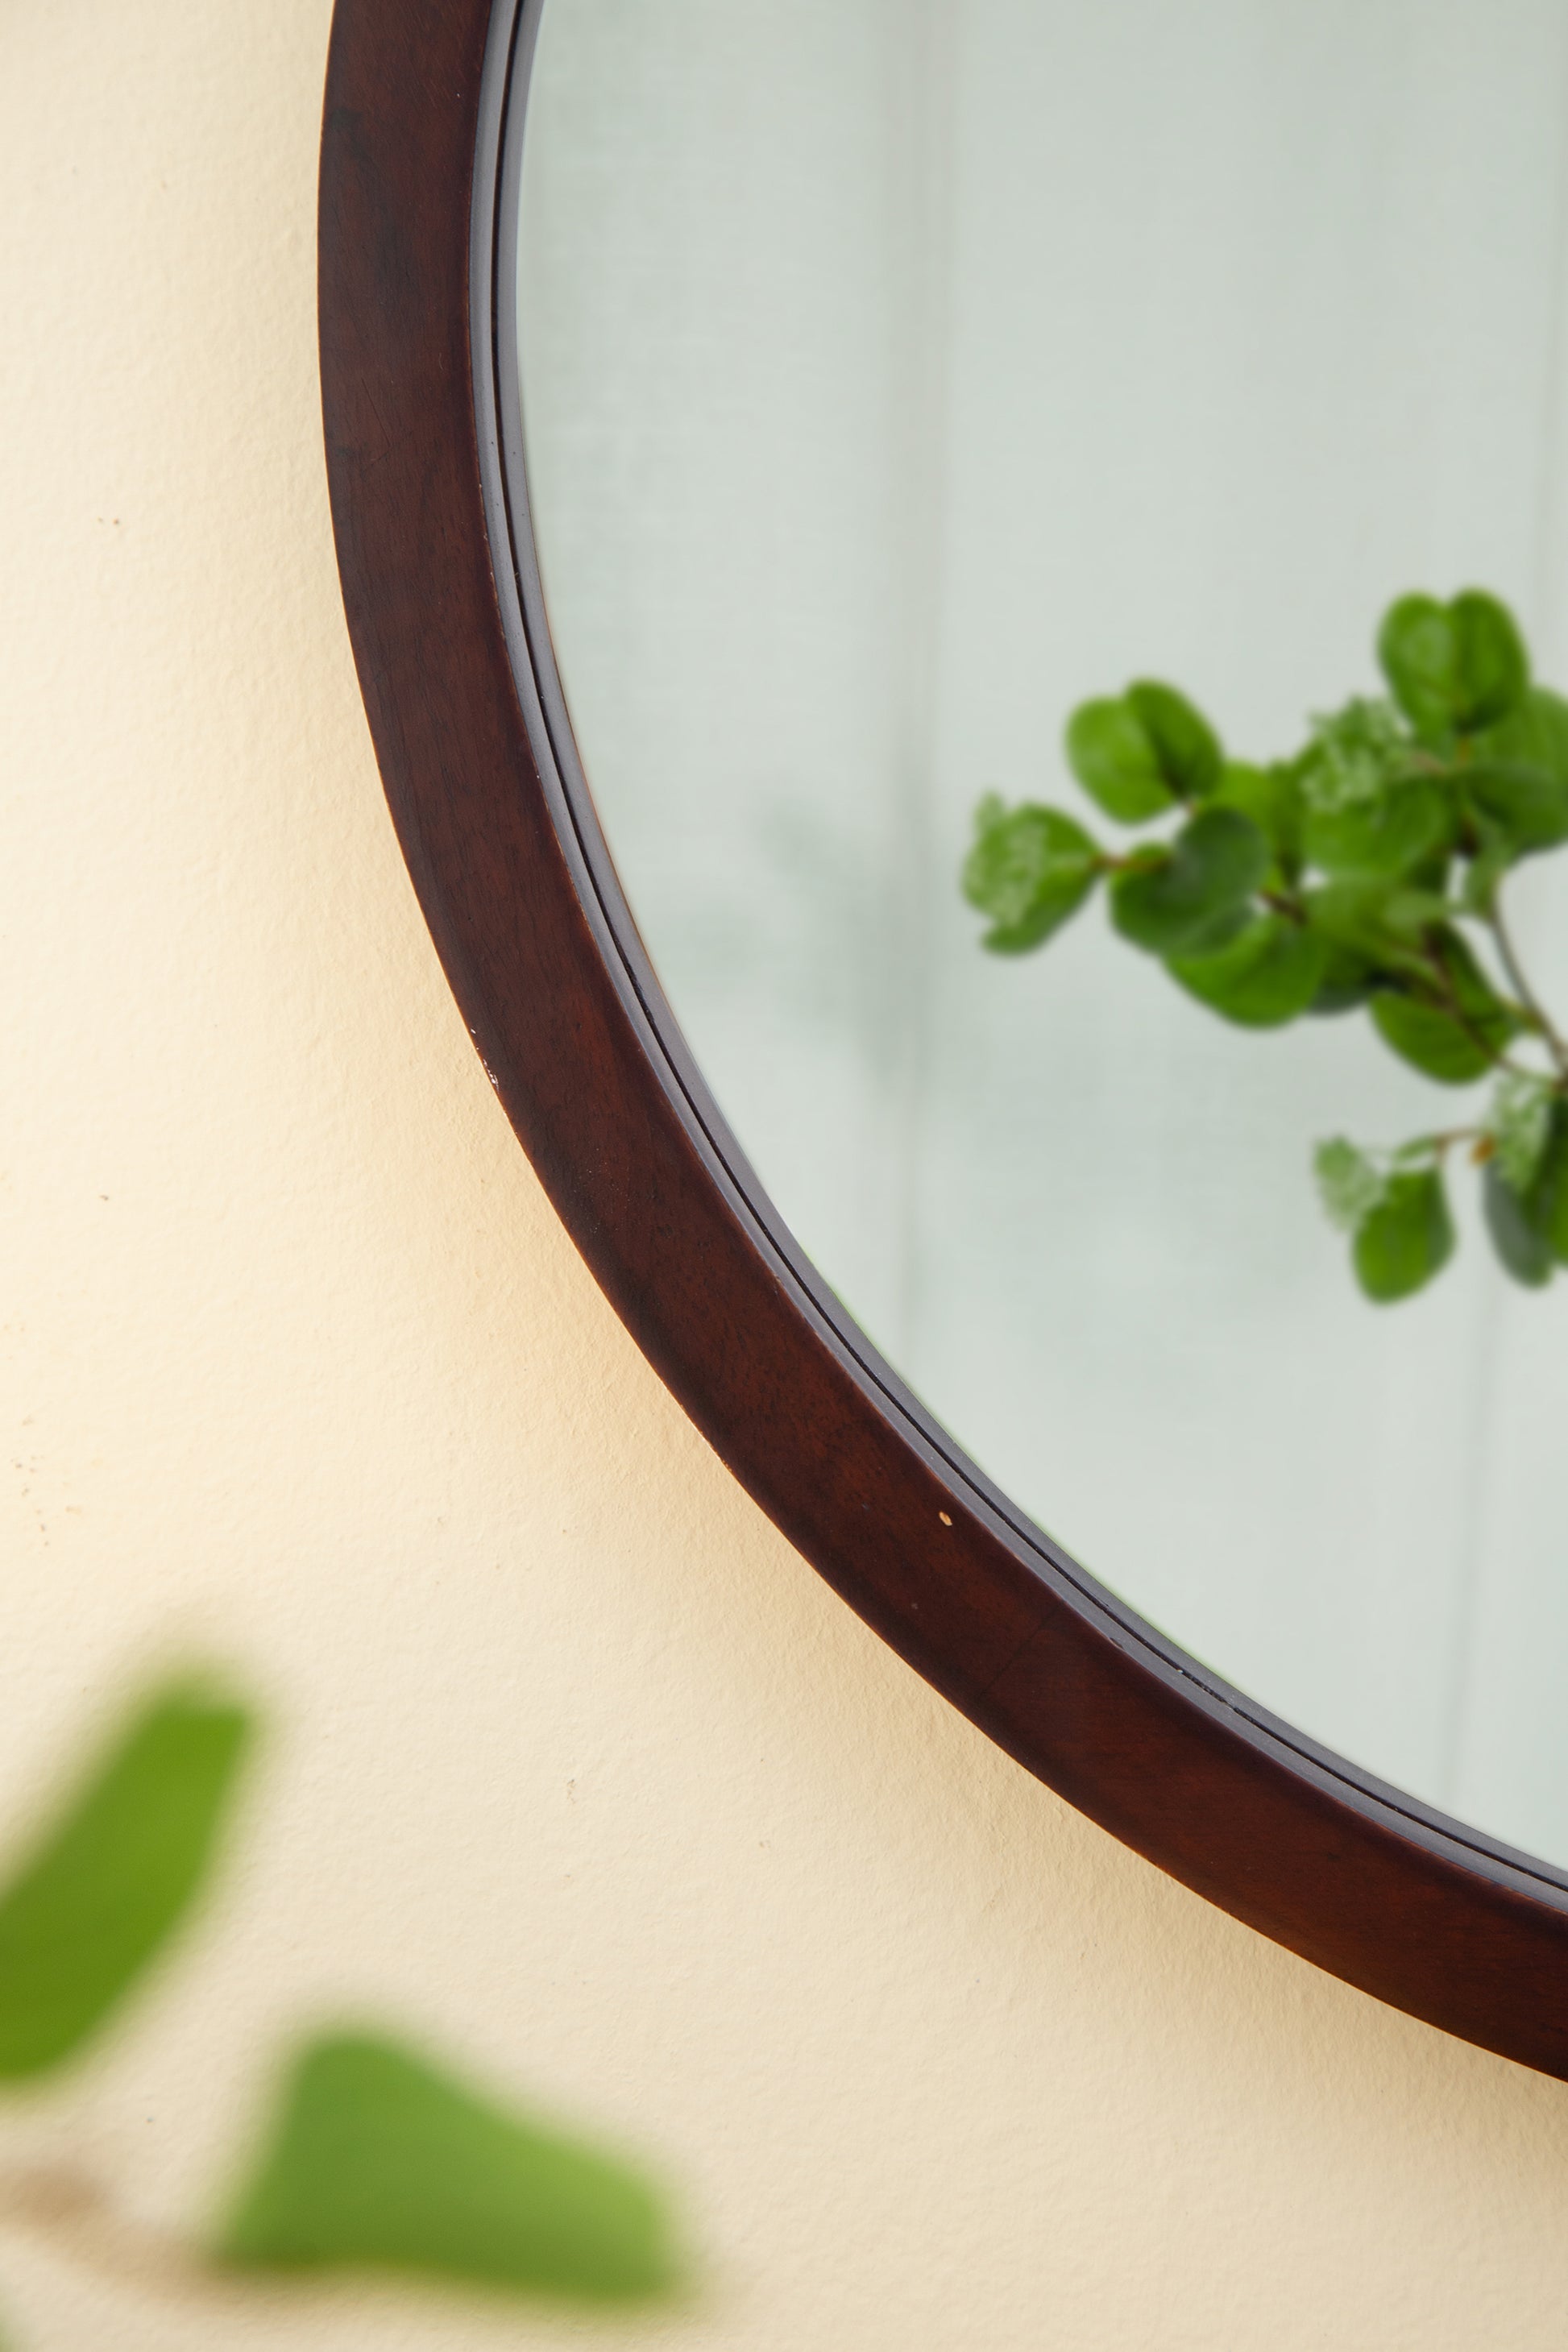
<box><xmin>319</xmin><ymin>0</ymin><xmax>1568</xmax><ymax>2082</ymax></box>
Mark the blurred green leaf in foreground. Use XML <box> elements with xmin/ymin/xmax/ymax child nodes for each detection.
<box><xmin>0</xmin><ymin>1682</ymin><xmax>251</xmax><ymax>2080</ymax></box>
<box><xmin>0</xmin><ymin>1676</ymin><xmax>682</xmax><ymax>2328</ymax></box>
<box><xmin>218</xmin><ymin>2031</ymin><xmax>678</xmax><ymax>2304</ymax></box>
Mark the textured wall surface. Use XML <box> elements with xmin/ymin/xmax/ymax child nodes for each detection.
<box><xmin>4</xmin><ymin>2</ymin><xmax>1568</xmax><ymax>2346</ymax></box>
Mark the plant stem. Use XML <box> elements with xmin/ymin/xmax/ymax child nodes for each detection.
<box><xmin>1418</xmin><ymin>1127</ymin><xmax>1487</xmax><ymax>1157</ymax></box>
<box><xmin>0</xmin><ymin>2164</ymin><xmax>280</xmax><ymax>2314</ymax></box>
<box><xmin>1424</xmin><ymin>945</ymin><xmax>1535</xmax><ymax>1081</ymax></box>
<box><xmin>1262</xmin><ymin>888</ymin><xmax>1307</xmax><ymax>923</ymax></box>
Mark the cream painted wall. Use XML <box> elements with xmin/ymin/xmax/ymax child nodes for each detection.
<box><xmin>5</xmin><ymin>2</ymin><xmax>1568</xmax><ymax>2346</ymax></box>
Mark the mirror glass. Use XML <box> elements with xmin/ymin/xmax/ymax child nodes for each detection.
<box><xmin>515</xmin><ymin>0</ymin><xmax>1568</xmax><ymax>1867</ymax></box>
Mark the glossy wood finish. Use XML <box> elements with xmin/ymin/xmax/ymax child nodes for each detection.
<box><xmin>320</xmin><ymin>0</ymin><xmax>1568</xmax><ymax>2076</ymax></box>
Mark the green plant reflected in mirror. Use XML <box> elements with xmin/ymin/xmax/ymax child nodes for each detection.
<box><xmin>963</xmin><ymin>588</ymin><xmax>1568</xmax><ymax>1305</ymax></box>
<box><xmin>511</xmin><ymin>0</ymin><xmax>1568</xmax><ymax>1874</ymax></box>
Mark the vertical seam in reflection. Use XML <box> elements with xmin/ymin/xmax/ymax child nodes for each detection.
<box><xmin>889</xmin><ymin>0</ymin><xmax>960</xmax><ymax>1381</ymax></box>
<box><xmin>1529</xmin><ymin>20</ymin><xmax>1568</xmax><ymax>655</ymax></box>
<box><xmin>1440</xmin><ymin>22</ymin><xmax>1568</xmax><ymax>1817</ymax></box>
<box><xmin>1437</xmin><ymin>1278</ymin><xmax>1501</xmax><ymax>1813</ymax></box>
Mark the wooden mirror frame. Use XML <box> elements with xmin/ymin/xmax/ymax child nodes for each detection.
<box><xmin>319</xmin><ymin>0</ymin><xmax>1568</xmax><ymax>2079</ymax></box>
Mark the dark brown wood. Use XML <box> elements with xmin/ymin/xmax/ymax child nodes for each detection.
<box><xmin>319</xmin><ymin>0</ymin><xmax>1568</xmax><ymax>2076</ymax></box>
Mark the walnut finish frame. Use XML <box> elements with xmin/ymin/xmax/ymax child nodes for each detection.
<box><xmin>319</xmin><ymin>0</ymin><xmax>1568</xmax><ymax>2077</ymax></box>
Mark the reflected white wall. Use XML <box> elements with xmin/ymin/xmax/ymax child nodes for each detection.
<box><xmin>518</xmin><ymin>0</ymin><xmax>1568</xmax><ymax>1862</ymax></box>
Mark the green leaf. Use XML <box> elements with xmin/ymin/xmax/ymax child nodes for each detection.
<box><xmin>1377</xmin><ymin>886</ymin><xmax>1453</xmax><ymax>935</ymax></box>
<box><xmin>1302</xmin><ymin>881</ymin><xmax>1432</xmax><ymax>985</ymax></box>
<box><xmin>1123</xmin><ymin>681</ymin><xmax>1224</xmax><ymax>801</ymax></box>
<box><xmin>1352</xmin><ymin>1168</ymin><xmax>1455</xmax><ymax>1301</ymax></box>
<box><xmin>1377</xmin><ymin>590</ymin><xmax>1529</xmax><ymax>743</ymax></box>
<box><xmin>1210</xmin><ymin>760</ymin><xmax>1303</xmax><ymax>873</ymax></box>
<box><xmin>1168</xmin><ymin>915</ymin><xmax>1326</xmax><ymax>1027</ymax></box>
<box><xmin>1371</xmin><ymin>931</ymin><xmax>1521</xmax><ymax>1084</ymax></box>
<box><xmin>1301</xmin><ymin>774</ymin><xmax>1452</xmax><ymax>878</ymax></box>
<box><xmin>1474</xmin><ymin>680</ymin><xmax>1568</xmax><ymax>774</ymax></box>
<box><xmin>1110</xmin><ymin>807</ymin><xmax>1268</xmax><ymax>956</ymax></box>
<box><xmin>0</xmin><ymin>1684</ymin><xmax>251</xmax><ymax>2081</ymax></box>
<box><xmin>1450</xmin><ymin>590</ymin><xmax>1532</xmax><ymax>728</ymax></box>
<box><xmin>961</xmin><ymin>796</ymin><xmax>1101</xmax><ymax>952</ymax></box>
<box><xmin>1309</xmin><ymin>940</ymin><xmax>1378</xmax><ymax>1014</ymax></box>
<box><xmin>1483</xmin><ymin>1095</ymin><xmax>1568</xmax><ymax>1274</ymax></box>
<box><xmin>1464</xmin><ymin>765</ymin><xmax>1568</xmax><ymax>857</ymax></box>
<box><xmin>218</xmin><ymin>2034</ymin><xmax>678</xmax><ymax>2305</ymax></box>
<box><xmin>1315</xmin><ymin>1138</ymin><xmax>1383</xmax><ymax>1233</ymax></box>
<box><xmin>1294</xmin><ymin>698</ymin><xmax>1455</xmax><ymax>877</ymax></box>
<box><xmin>1462</xmin><ymin>691</ymin><xmax>1568</xmax><ymax>854</ymax></box>
<box><xmin>1491</xmin><ymin>1071</ymin><xmax>1555</xmax><ymax>1193</ymax></box>
<box><xmin>1064</xmin><ymin>698</ymin><xmax>1174</xmax><ymax>823</ymax></box>
<box><xmin>1377</xmin><ymin>597</ymin><xmax>1458</xmax><ymax>743</ymax></box>
<box><xmin>1371</xmin><ymin>996</ymin><xmax>1495</xmax><ymax>1083</ymax></box>
<box><xmin>1460</xmin><ymin>832</ymin><xmax>1514</xmax><ymax>915</ymax></box>
<box><xmin>1483</xmin><ymin>1158</ymin><xmax>1554</xmax><ymax>1287</ymax></box>
<box><xmin>1543</xmin><ymin>1104</ymin><xmax>1568</xmax><ymax>1265</ymax></box>
<box><xmin>1300</xmin><ymin>695</ymin><xmax>1410</xmax><ymax>790</ymax></box>
<box><xmin>1491</xmin><ymin>682</ymin><xmax>1568</xmax><ymax>773</ymax></box>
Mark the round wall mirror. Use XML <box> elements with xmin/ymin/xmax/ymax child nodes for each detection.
<box><xmin>320</xmin><ymin>0</ymin><xmax>1568</xmax><ymax>2076</ymax></box>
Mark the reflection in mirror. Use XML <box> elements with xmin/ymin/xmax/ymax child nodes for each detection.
<box><xmin>516</xmin><ymin>0</ymin><xmax>1568</xmax><ymax>1866</ymax></box>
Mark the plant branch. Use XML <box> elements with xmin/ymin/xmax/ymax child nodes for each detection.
<box><xmin>0</xmin><ymin>2163</ymin><xmax>300</xmax><ymax>2317</ymax></box>
<box><xmin>1421</xmin><ymin>948</ymin><xmax>1535</xmax><ymax>1081</ymax></box>
<box><xmin>1405</xmin><ymin>1127</ymin><xmax>1489</xmax><ymax>1160</ymax></box>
